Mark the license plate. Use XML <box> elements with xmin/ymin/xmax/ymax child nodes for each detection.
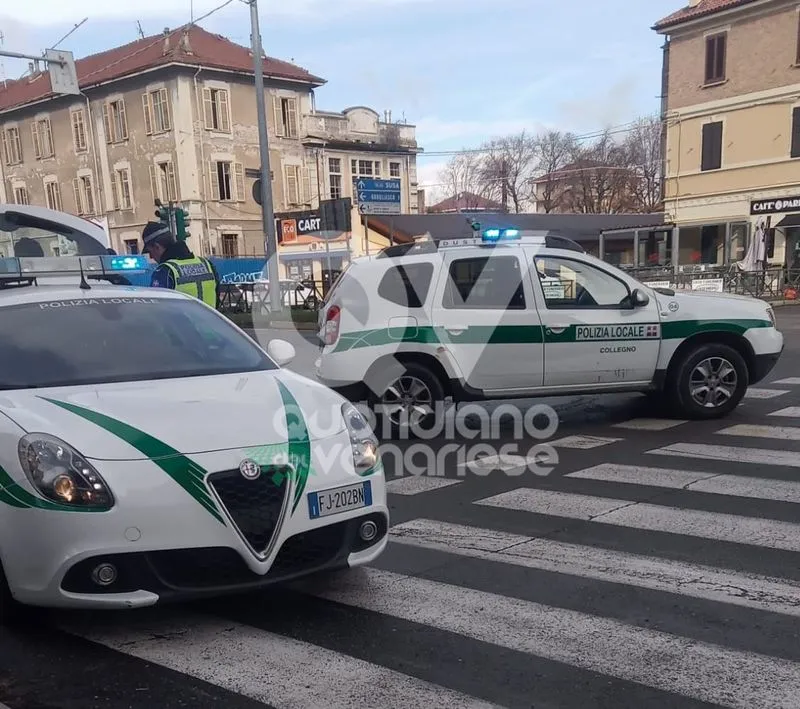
<box><xmin>307</xmin><ymin>481</ymin><xmax>372</xmax><ymax>519</ymax></box>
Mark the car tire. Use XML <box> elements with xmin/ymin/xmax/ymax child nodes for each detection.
<box><xmin>668</xmin><ymin>343</ymin><xmax>748</xmax><ymax>420</ymax></box>
<box><xmin>370</xmin><ymin>361</ymin><xmax>446</xmax><ymax>439</ymax></box>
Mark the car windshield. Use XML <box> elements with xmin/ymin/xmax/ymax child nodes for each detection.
<box><xmin>0</xmin><ymin>295</ymin><xmax>277</xmax><ymax>389</ymax></box>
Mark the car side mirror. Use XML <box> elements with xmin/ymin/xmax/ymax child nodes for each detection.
<box><xmin>267</xmin><ymin>339</ymin><xmax>296</xmax><ymax>366</ymax></box>
<box><xmin>630</xmin><ymin>288</ymin><xmax>649</xmax><ymax>307</ymax></box>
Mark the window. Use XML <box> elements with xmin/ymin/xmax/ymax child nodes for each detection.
<box><xmin>1</xmin><ymin>127</ymin><xmax>22</xmax><ymax>165</ymax></box>
<box><xmin>378</xmin><ymin>263</ymin><xmax>434</xmax><ymax>308</ymax></box>
<box><xmin>150</xmin><ymin>160</ymin><xmax>178</xmax><ymax>202</ymax></box>
<box><xmin>351</xmin><ymin>159</ymin><xmax>382</xmax><ymax>178</ymax></box>
<box><xmin>273</xmin><ymin>96</ymin><xmax>298</xmax><ymax>138</ymax></box>
<box><xmin>103</xmin><ymin>99</ymin><xmax>128</xmax><ymax>143</ymax></box>
<box><xmin>283</xmin><ymin>165</ymin><xmax>310</xmax><ymax>205</ymax></box>
<box><xmin>31</xmin><ymin>118</ymin><xmax>54</xmax><ymax>159</ymax></box>
<box><xmin>124</xmin><ymin>239</ymin><xmax>139</xmax><ymax>254</ymax></box>
<box><xmin>203</xmin><ymin>88</ymin><xmax>230</xmax><ymax>132</ymax></box>
<box><xmin>443</xmin><ymin>256</ymin><xmax>526</xmax><ymax>310</ymax></box>
<box><xmin>44</xmin><ymin>180</ymin><xmax>62</xmax><ymax>211</ymax></box>
<box><xmin>389</xmin><ymin>161</ymin><xmax>401</xmax><ymax>178</ymax></box>
<box><xmin>70</xmin><ymin>110</ymin><xmax>88</xmax><ymax>152</ymax></box>
<box><xmin>792</xmin><ymin>107</ymin><xmax>800</xmax><ymax>159</ymax></box>
<box><xmin>72</xmin><ymin>174</ymin><xmax>96</xmax><ymax>216</ymax></box>
<box><xmin>701</xmin><ymin>121</ymin><xmax>723</xmax><ymax>171</ymax></box>
<box><xmin>0</xmin><ymin>298</ymin><xmax>277</xmax><ymax>390</ymax></box>
<box><xmin>534</xmin><ymin>257</ymin><xmax>629</xmax><ymax>308</ymax></box>
<box><xmin>221</xmin><ymin>233</ymin><xmax>239</xmax><ymax>257</ymax></box>
<box><xmin>12</xmin><ymin>185</ymin><xmax>29</xmax><ymax>205</ymax></box>
<box><xmin>143</xmin><ymin>88</ymin><xmax>172</xmax><ymax>134</ymax></box>
<box><xmin>111</xmin><ymin>167</ymin><xmax>133</xmax><ymax>210</ymax></box>
<box><xmin>329</xmin><ymin>157</ymin><xmax>342</xmax><ymax>199</ymax></box>
<box><xmin>705</xmin><ymin>32</ymin><xmax>726</xmax><ymax>84</ymax></box>
<box><xmin>210</xmin><ymin>160</ymin><xmax>244</xmax><ymax>201</ymax></box>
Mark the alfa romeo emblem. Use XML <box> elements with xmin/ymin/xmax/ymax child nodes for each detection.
<box><xmin>239</xmin><ymin>459</ymin><xmax>261</xmax><ymax>480</ymax></box>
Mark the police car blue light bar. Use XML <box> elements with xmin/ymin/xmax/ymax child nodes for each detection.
<box><xmin>0</xmin><ymin>254</ymin><xmax>150</xmax><ymax>280</ymax></box>
<box><xmin>482</xmin><ymin>228</ymin><xmax>521</xmax><ymax>242</ymax></box>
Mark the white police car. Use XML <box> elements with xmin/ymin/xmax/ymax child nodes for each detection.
<box><xmin>315</xmin><ymin>229</ymin><xmax>783</xmax><ymax>431</ymax></box>
<box><xmin>0</xmin><ymin>254</ymin><xmax>387</xmax><ymax>623</ymax></box>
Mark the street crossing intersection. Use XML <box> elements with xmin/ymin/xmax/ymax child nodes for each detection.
<box><xmin>3</xmin><ymin>378</ymin><xmax>800</xmax><ymax>709</ymax></box>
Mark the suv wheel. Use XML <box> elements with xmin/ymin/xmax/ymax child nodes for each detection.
<box><xmin>669</xmin><ymin>343</ymin><xmax>748</xmax><ymax>419</ymax></box>
<box><xmin>371</xmin><ymin>362</ymin><xmax>446</xmax><ymax>438</ymax></box>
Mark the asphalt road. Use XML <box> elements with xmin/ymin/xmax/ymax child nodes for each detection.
<box><xmin>2</xmin><ymin>310</ymin><xmax>800</xmax><ymax>709</ymax></box>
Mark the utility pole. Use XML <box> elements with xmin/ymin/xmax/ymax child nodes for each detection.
<box><xmin>247</xmin><ymin>0</ymin><xmax>282</xmax><ymax>314</ymax></box>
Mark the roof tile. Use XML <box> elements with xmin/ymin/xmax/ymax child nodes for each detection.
<box><xmin>654</xmin><ymin>0</ymin><xmax>757</xmax><ymax>31</ymax></box>
<box><xmin>0</xmin><ymin>25</ymin><xmax>325</xmax><ymax>113</ymax></box>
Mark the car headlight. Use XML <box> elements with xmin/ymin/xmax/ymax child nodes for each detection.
<box><xmin>341</xmin><ymin>402</ymin><xmax>379</xmax><ymax>474</ymax></box>
<box><xmin>17</xmin><ymin>433</ymin><xmax>114</xmax><ymax>510</ymax></box>
<box><xmin>766</xmin><ymin>306</ymin><xmax>776</xmax><ymax>328</ymax></box>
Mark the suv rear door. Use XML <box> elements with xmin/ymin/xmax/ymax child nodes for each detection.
<box><xmin>430</xmin><ymin>248</ymin><xmax>543</xmax><ymax>393</ymax></box>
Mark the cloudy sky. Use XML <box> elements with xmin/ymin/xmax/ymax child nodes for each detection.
<box><xmin>1</xmin><ymin>0</ymin><xmax>680</xmax><ymax>201</ymax></box>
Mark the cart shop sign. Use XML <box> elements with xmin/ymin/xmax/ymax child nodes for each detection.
<box><xmin>750</xmin><ymin>196</ymin><xmax>800</xmax><ymax>215</ymax></box>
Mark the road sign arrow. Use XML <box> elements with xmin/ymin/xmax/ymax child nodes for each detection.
<box><xmin>357</xmin><ymin>180</ymin><xmax>366</xmax><ymax>189</ymax></box>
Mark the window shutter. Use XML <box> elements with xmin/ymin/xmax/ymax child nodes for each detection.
<box><xmin>301</xmin><ymin>166</ymin><xmax>311</xmax><ymax>203</ymax></box>
<box><xmin>110</xmin><ymin>171</ymin><xmax>119</xmax><ymax>211</ymax></box>
<box><xmin>160</xmin><ymin>88</ymin><xmax>172</xmax><ymax>131</ymax></box>
<box><xmin>234</xmin><ymin>162</ymin><xmax>245</xmax><ymax>201</ymax></box>
<box><xmin>273</xmin><ymin>96</ymin><xmax>283</xmax><ymax>137</ymax></box>
<box><xmin>701</xmin><ymin>121</ymin><xmax>723</xmax><ymax>171</ymax></box>
<box><xmin>791</xmin><ymin>107</ymin><xmax>800</xmax><ymax>159</ymax></box>
<box><xmin>166</xmin><ymin>161</ymin><xmax>178</xmax><ymax>201</ymax></box>
<box><xmin>149</xmin><ymin>164</ymin><xmax>159</xmax><ymax>202</ymax></box>
<box><xmin>31</xmin><ymin>122</ymin><xmax>41</xmax><ymax>159</ymax></box>
<box><xmin>72</xmin><ymin>177</ymin><xmax>83</xmax><ymax>214</ymax></box>
<box><xmin>1</xmin><ymin>130</ymin><xmax>8</xmax><ymax>165</ymax></box>
<box><xmin>284</xmin><ymin>165</ymin><xmax>298</xmax><ymax>204</ymax></box>
<box><xmin>209</xmin><ymin>161</ymin><xmax>221</xmax><ymax>200</ymax></box>
<box><xmin>118</xmin><ymin>100</ymin><xmax>128</xmax><ymax>140</ymax></box>
<box><xmin>43</xmin><ymin>119</ymin><xmax>54</xmax><ymax>157</ymax></box>
<box><xmin>287</xmin><ymin>97</ymin><xmax>298</xmax><ymax>138</ymax></box>
<box><xmin>203</xmin><ymin>88</ymin><xmax>213</xmax><ymax>129</ymax></box>
<box><xmin>218</xmin><ymin>90</ymin><xmax>230</xmax><ymax>132</ymax></box>
<box><xmin>84</xmin><ymin>176</ymin><xmax>95</xmax><ymax>215</ymax></box>
<box><xmin>103</xmin><ymin>103</ymin><xmax>113</xmax><ymax>143</ymax></box>
<box><xmin>142</xmin><ymin>93</ymin><xmax>154</xmax><ymax>135</ymax></box>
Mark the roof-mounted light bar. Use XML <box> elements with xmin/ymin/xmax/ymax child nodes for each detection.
<box><xmin>0</xmin><ymin>255</ymin><xmax>150</xmax><ymax>279</ymax></box>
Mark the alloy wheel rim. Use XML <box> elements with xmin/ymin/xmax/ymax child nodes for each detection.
<box><xmin>689</xmin><ymin>356</ymin><xmax>737</xmax><ymax>408</ymax></box>
<box><xmin>380</xmin><ymin>376</ymin><xmax>433</xmax><ymax>426</ymax></box>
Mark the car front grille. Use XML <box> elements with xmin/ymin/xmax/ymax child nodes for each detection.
<box><xmin>207</xmin><ymin>465</ymin><xmax>291</xmax><ymax>556</ymax></box>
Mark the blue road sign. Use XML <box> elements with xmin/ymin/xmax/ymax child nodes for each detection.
<box><xmin>354</xmin><ymin>178</ymin><xmax>402</xmax><ymax>215</ymax></box>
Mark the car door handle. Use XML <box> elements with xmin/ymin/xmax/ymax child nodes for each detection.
<box><xmin>546</xmin><ymin>326</ymin><xmax>568</xmax><ymax>334</ymax></box>
<box><xmin>444</xmin><ymin>325</ymin><xmax>468</xmax><ymax>335</ymax></box>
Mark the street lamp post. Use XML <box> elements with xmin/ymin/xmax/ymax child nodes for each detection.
<box><xmin>247</xmin><ymin>0</ymin><xmax>283</xmax><ymax>315</ymax></box>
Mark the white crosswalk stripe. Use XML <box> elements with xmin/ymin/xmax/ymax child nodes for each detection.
<box><xmin>769</xmin><ymin>406</ymin><xmax>800</xmax><ymax>417</ymax></box>
<box><xmin>51</xmin><ymin>421</ymin><xmax>800</xmax><ymax>709</ymax></box>
<box><xmin>744</xmin><ymin>388</ymin><xmax>789</xmax><ymax>398</ymax></box>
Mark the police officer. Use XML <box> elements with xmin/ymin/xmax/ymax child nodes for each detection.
<box><xmin>141</xmin><ymin>221</ymin><xmax>219</xmax><ymax>308</ymax></box>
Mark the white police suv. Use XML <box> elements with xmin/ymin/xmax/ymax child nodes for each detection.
<box><xmin>0</xmin><ymin>253</ymin><xmax>386</xmax><ymax>623</ymax></box>
<box><xmin>315</xmin><ymin>229</ymin><xmax>783</xmax><ymax>430</ymax></box>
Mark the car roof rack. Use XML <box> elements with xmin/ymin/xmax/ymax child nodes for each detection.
<box><xmin>0</xmin><ymin>254</ymin><xmax>150</xmax><ymax>289</ymax></box>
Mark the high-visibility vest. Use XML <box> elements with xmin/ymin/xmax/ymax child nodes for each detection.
<box><xmin>161</xmin><ymin>256</ymin><xmax>217</xmax><ymax>308</ymax></box>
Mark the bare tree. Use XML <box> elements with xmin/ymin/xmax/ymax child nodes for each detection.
<box><xmin>622</xmin><ymin>115</ymin><xmax>663</xmax><ymax>213</ymax></box>
<box><xmin>479</xmin><ymin>131</ymin><xmax>539</xmax><ymax>213</ymax></box>
<box><xmin>435</xmin><ymin>152</ymin><xmax>489</xmax><ymax>210</ymax></box>
<box><xmin>531</xmin><ymin>131</ymin><xmax>577</xmax><ymax>213</ymax></box>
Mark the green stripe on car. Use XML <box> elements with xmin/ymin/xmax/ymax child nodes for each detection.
<box><xmin>38</xmin><ymin>397</ymin><xmax>226</xmax><ymax>525</ymax></box>
<box><xmin>332</xmin><ymin>319</ymin><xmax>772</xmax><ymax>352</ymax></box>
<box><xmin>275</xmin><ymin>381</ymin><xmax>312</xmax><ymax>513</ymax></box>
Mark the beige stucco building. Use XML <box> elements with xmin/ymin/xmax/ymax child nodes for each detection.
<box><xmin>655</xmin><ymin>0</ymin><xmax>800</xmax><ymax>271</ymax></box>
<box><xmin>0</xmin><ymin>25</ymin><xmax>421</xmax><ymax>278</ymax></box>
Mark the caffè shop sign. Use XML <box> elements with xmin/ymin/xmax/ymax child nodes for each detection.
<box><xmin>750</xmin><ymin>196</ymin><xmax>800</xmax><ymax>215</ymax></box>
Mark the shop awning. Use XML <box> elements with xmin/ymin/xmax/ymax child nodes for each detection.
<box><xmin>774</xmin><ymin>214</ymin><xmax>800</xmax><ymax>228</ymax></box>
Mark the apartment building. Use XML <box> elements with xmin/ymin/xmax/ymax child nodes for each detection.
<box><xmin>654</xmin><ymin>0</ymin><xmax>800</xmax><ymax>271</ymax></box>
<box><xmin>0</xmin><ymin>25</ymin><xmax>421</xmax><ymax>265</ymax></box>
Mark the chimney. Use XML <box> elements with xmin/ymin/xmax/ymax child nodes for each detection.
<box><xmin>688</xmin><ymin>0</ymin><xmax>702</xmax><ymax>6</ymax></box>
<box><xmin>162</xmin><ymin>27</ymin><xmax>171</xmax><ymax>55</ymax></box>
<box><xmin>180</xmin><ymin>28</ymin><xmax>192</xmax><ymax>54</ymax></box>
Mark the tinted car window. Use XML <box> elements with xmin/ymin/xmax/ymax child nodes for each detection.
<box><xmin>444</xmin><ymin>256</ymin><xmax>526</xmax><ymax>310</ymax></box>
<box><xmin>378</xmin><ymin>263</ymin><xmax>434</xmax><ymax>308</ymax></box>
<box><xmin>0</xmin><ymin>296</ymin><xmax>276</xmax><ymax>389</ymax></box>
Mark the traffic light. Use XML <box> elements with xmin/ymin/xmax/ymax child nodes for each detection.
<box><xmin>155</xmin><ymin>204</ymin><xmax>171</xmax><ymax>223</ymax></box>
<box><xmin>174</xmin><ymin>207</ymin><xmax>190</xmax><ymax>241</ymax></box>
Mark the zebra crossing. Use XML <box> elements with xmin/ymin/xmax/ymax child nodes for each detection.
<box><xmin>31</xmin><ymin>382</ymin><xmax>800</xmax><ymax>709</ymax></box>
